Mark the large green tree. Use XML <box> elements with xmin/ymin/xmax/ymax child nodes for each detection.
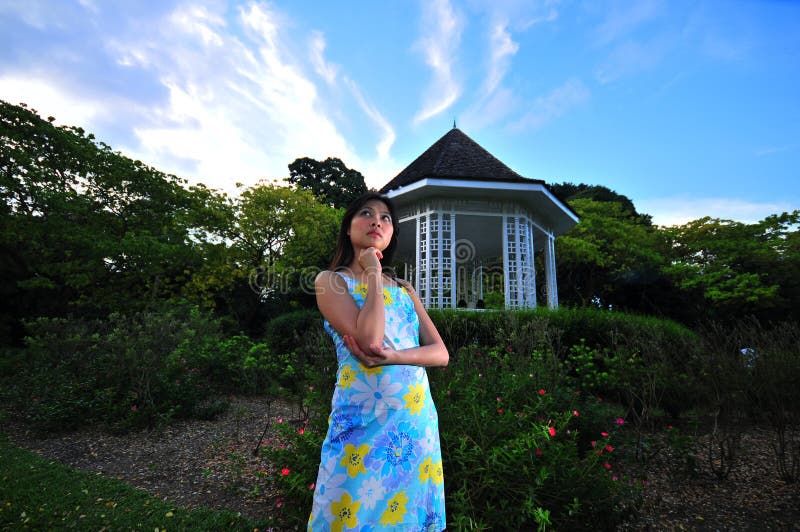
<box><xmin>662</xmin><ymin>212</ymin><xmax>800</xmax><ymax>322</ymax></box>
<box><xmin>184</xmin><ymin>182</ymin><xmax>340</xmax><ymax>334</ymax></box>
<box><xmin>286</xmin><ymin>156</ymin><xmax>368</xmax><ymax>208</ymax></box>
<box><xmin>554</xmin><ymin>198</ymin><xmax>677</xmax><ymax>316</ymax></box>
<box><xmin>0</xmin><ymin>100</ymin><xmax>202</xmax><ymax>343</ymax></box>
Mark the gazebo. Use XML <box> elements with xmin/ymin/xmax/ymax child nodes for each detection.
<box><xmin>379</xmin><ymin>127</ymin><xmax>578</xmax><ymax>309</ymax></box>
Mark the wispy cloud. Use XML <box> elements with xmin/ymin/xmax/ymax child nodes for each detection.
<box><xmin>100</xmin><ymin>2</ymin><xmax>355</xmax><ymax>191</ymax></box>
<box><xmin>412</xmin><ymin>0</ymin><xmax>464</xmax><ymax>125</ymax></box>
<box><xmin>508</xmin><ymin>78</ymin><xmax>589</xmax><ymax>131</ymax></box>
<box><xmin>343</xmin><ymin>76</ymin><xmax>395</xmax><ymax>161</ymax></box>
<box><xmin>592</xmin><ymin>0</ymin><xmax>663</xmax><ymax>46</ymax></box>
<box><xmin>0</xmin><ymin>76</ymin><xmax>107</xmax><ymax>126</ymax></box>
<box><xmin>594</xmin><ymin>35</ymin><xmax>670</xmax><ymax>84</ymax></box>
<box><xmin>638</xmin><ymin>196</ymin><xmax>793</xmax><ymax>227</ymax></box>
<box><xmin>485</xmin><ymin>21</ymin><xmax>519</xmax><ymax>96</ymax></box>
<box><xmin>309</xmin><ymin>30</ymin><xmax>339</xmax><ymax>86</ymax></box>
<box><xmin>754</xmin><ymin>145</ymin><xmax>792</xmax><ymax>157</ymax></box>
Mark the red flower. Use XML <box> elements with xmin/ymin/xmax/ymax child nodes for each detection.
<box><xmin>603</xmin><ymin>462</ymin><xmax>612</xmax><ymax>469</ymax></box>
<box><xmin>548</xmin><ymin>426</ymin><xmax>557</xmax><ymax>437</ymax></box>
<box><xmin>600</xmin><ymin>431</ymin><xmax>609</xmax><ymax>438</ymax></box>
<box><xmin>308</xmin><ymin>482</ymin><xmax>315</xmax><ymax>490</ymax></box>
<box><xmin>538</xmin><ymin>389</ymin><xmax>546</xmax><ymax>396</ymax></box>
<box><xmin>590</xmin><ymin>440</ymin><xmax>597</xmax><ymax>447</ymax></box>
<box><xmin>281</xmin><ymin>467</ymin><xmax>290</xmax><ymax>476</ymax></box>
<box><xmin>131</xmin><ymin>405</ymin><xmax>137</xmax><ymax>412</ymax></box>
<box><xmin>276</xmin><ymin>497</ymin><xmax>283</xmax><ymax>508</ymax></box>
<box><xmin>572</xmin><ymin>410</ymin><xmax>580</xmax><ymax>417</ymax></box>
<box><xmin>615</xmin><ymin>417</ymin><xmax>625</xmax><ymax>425</ymax></box>
<box><xmin>605</xmin><ymin>445</ymin><xmax>614</xmax><ymax>452</ymax></box>
<box><xmin>535</xmin><ymin>449</ymin><xmax>543</xmax><ymax>456</ymax></box>
<box><xmin>298</xmin><ymin>428</ymin><xmax>305</xmax><ymax>435</ymax></box>
<box><xmin>497</xmin><ymin>408</ymin><xmax>503</xmax><ymax>414</ymax></box>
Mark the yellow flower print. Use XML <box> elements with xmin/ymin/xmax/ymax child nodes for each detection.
<box><xmin>358</xmin><ymin>362</ymin><xmax>383</xmax><ymax>376</ymax></box>
<box><xmin>330</xmin><ymin>492</ymin><xmax>361</xmax><ymax>532</ymax></box>
<box><xmin>338</xmin><ymin>364</ymin><xmax>357</xmax><ymax>389</ymax></box>
<box><xmin>379</xmin><ymin>491</ymin><xmax>409</xmax><ymax>526</ymax></box>
<box><xmin>432</xmin><ymin>460</ymin><xmax>444</xmax><ymax>485</ymax></box>
<box><xmin>382</xmin><ymin>287</ymin><xmax>395</xmax><ymax>306</ymax></box>
<box><xmin>354</xmin><ymin>283</ymin><xmax>368</xmax><ymax>298</ymax></box>
<box><xmin>340</xmin><ymin>443</ymin><xmax>370</xmax><ymax>477</ymax></box>
<box><xmin>418</xmin><ymin>456</ymin><xmax>434</xmax><ymax>482</ymax></box>
<box><xmin>403</xmin><ymin>383</ymin><xmax>426</xmax><ymax>415</ymax></box>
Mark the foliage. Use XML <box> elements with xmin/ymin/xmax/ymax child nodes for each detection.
<box><xmin>0</xmin><ymin>100</ymin><xmax>205</xmax><ymax>344</ymax></box>
<box><xmin>662</xmin><ymin>212</ymin><xmax>800</xmax><ymax>322</ymax></box>
<box><xmin>287</xmin><ymin>156</ymin><xmax>368</xmax><ymax>209</ymax></box>
<box><xmin>184</xmin><ymin>182</ymin><xmax>340</xmax><ymax>335</ymax></box>
<box><xmin>0</xmin><ymin>434</ymin><xmax>266</xmax><ymax>530</ymax></box>
<box><xmin>0</xmin><ymin>301</ymin><xmax>306</xmax><ymax>433</ymax></box>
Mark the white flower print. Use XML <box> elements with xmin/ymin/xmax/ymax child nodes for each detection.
<box><xmin>420</xmin><ymin>426</ymin><xmax>437</xmax><ymax>455</ymax></box>
<box><xmin>351</xmin><ymin>373</ymin><xmax>403</xmax><ymax>425</ymax></box>
<box><xmin>357</xmin><ymin>475</ymin><xmax>386</xmax><ymax>510</ymax></box>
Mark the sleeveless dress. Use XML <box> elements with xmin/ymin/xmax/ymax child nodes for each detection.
<box><xmin>308</xmin><ymin>273</ymin><xmax>446</xmax><ymax>531</ymax></box>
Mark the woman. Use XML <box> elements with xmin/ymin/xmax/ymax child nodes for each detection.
<box><xmin>309</xmin><ymin>192</ymin><xmax>448</xmax><ymax>531</ymax></box>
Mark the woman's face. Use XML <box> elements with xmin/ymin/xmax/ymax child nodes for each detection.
<box><xmin>348</xmin><ymin>199</ymin><xmax>394</xmax><ymax>252</ymax></box>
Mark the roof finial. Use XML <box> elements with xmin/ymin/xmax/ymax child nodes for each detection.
<box><xmin>453</xmin><ymin>118</ymin><xmax>457</xmax><ymax>129</ymax></box>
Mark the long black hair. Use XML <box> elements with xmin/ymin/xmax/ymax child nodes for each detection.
<box><xmin>329</xmin><ymin>191</ymin><xmax>400</xmax><ymax>272</ymax></box>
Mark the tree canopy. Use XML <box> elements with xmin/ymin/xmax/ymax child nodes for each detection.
<box><xmin>286</xmin><ymin>156</ymin><xmax>368</xmax><ymax>209</ymax></box>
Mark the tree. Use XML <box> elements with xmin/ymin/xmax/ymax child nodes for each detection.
<box><xmin>662</xmin><ymin>211</ymin><xmax>800</xmax><ymax>322</ymax></box>
<box><xmin>554</xmin><ymin>198</ymin><xmax>672</xmax><ymax>316</ymax></box>
<box><xmin>0</xmin><ymin>100</ymin><xmax>204</xmax><ymax>344</ymax></box>
<box><xmin>287</xmin><ymin>157</ymin><xmax>367</xmax><ymax>208</ymax></box>
<box><xmin>184</xmin><ymin>182</ymin><xmax>340</xmax><ymax>335</ymax></box>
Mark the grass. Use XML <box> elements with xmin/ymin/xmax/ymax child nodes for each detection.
<box><xmin>0</xmin><ymin>433</ymin><xmax>268</xmax><ymax>530</ymax></box>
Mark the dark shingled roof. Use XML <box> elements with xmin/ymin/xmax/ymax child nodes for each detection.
<box><xmin>380</xmin><ymin>128</ymin><xmax>544</xmax><ymax>193</ymax></box>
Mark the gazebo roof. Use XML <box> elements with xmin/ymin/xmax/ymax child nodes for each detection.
<box><xmin>380</xmin><ymin>127</ymin><xmax>545</xmax><ymax>193</ymax></box>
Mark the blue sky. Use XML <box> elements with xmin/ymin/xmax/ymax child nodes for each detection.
<box><xmin>1</xmin><ymin>0</ymin><xmax>798</xmax><ymax>226</ymax></box>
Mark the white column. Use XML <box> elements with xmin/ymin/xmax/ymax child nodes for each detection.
<box><xmin>514</xmin><ymin>217</ymin><xmax>524</xmax><ymax>308</ymax></box>
<box><xmin>436</xmin><ymin>212</ymin><xmax>444</xmax><ymax>308</ymax></box>
<box><xmin>449</xmin><ymin>213</ymin><xmax>456</xmax><ymax>308</ymax></box>
<box><xmin>502</xmin><ymin>215</ymin><xmax>510</xmax><ymax>309</ymax></box>
<box><xmin>544</xmin><ymin>234</ymin><xmax>558</xmax><ymax>309</ymax></box>
<box><xmin>527</xmin><ymin>222</ymin><xmax>537</xmax><ymax>308</ymax></box>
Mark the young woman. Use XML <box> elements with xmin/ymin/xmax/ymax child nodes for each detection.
<box><xmin>309</xmin><ymin>192</ymin><xmax>448</xmax><ymax>531</ymax></box>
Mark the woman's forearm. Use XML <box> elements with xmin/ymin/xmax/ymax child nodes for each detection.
<box><xmin>389</xmin><ymin>343</ymin><xmax>449</xmax><ymax>367</ymax></box>
<box><xmin>354</xmin><ymin>271</ymin><xmax>385</xmax><ymax>349</ymax></box>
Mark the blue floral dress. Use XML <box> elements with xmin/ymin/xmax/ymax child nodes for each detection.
<box><xmin>308</xmin><ymin>273</ymin><xmax>446</xmax><ymax>531</ymax></box>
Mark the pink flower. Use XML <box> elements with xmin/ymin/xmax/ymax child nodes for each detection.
<box><xmin>572</xmin><ymin>410</ymin><xmax>580</xmax><ymax>417</ymax></box>
<box><xmin>590</xmin><ymin>441</ymin><xmax>597</xmax><ymax>447</ymax></box>
<box><xmin>496</xmin><ymin>396</ymin><xmax>502</xmax><ymax>402</ymax></box>
<box><xmin>308</xmin><ymin>385</ymin><xmax>315</xmax><ymax>391</ymax></box>
<box><xmin>548</xmin><ymin>426</ymin><xmax>557</xmax><ymax>437</ymax></box>
<box><xmin>615</xmin><ymin>417</ymin><xmax>625</xmax><ymax>425</ymax></box>
<box><xmin>298</xmin><ymin>428</ymin><xmax>305</xmax><ymax>435</ymax></box>
<box><xmin>281</xmin><ymin>467</ymin><xmax>290</xmax><ymax>476</ymax></box>
<box><xmin>600</xmin><ymin>431</ymin><xmax>609</xmax><ymax>438</ymax></box>
<box><xmin>612</xmin><ymin>475</ymin><xmax>619</xmax><ymax>481</ymax></box>
<box><xmin>538</xmin><ymin>389</ymin><xmax>546</xmax><ymax>396</ymax></box>
<box><xmin>535</xmin><ymin>449</ymin><xmax>543</xmax><ymax>456</ymax></box>
<box><xmin>308</xmin><ymin>482</ymin><xmax>315</xmax><ymax>490</ymax></box>
<box><xmin>605</xmin><ymin>445</ymin><xmax>614</xmax><ymax>453</ymax></box>
<box><xmin>667</xmin><ymin>425</ymin><xmax>673</xmax><ymax>430</ymax></box>
<box><xmin>276</xmin><ymin>498</ymin><xmax>283</xmax><ymax>508</ymax></box>
<box><xmin>603</xmin><ymin>463</ymin><xmax>611</xmax><ymax>469</ymax></box>
<box><xmin>277</xmin><ymin>417</ymin><xmax>284</xmax><ymax>424</ymax></box>
<box><xmin>497</xmin><ymin>408</ymin><xmax>503</xmax><ymax>414</ymax></box>
<box><xmin>131</xmin><ymin>405</ymin><xmax>137</xmax><ymax>412</ymax></box>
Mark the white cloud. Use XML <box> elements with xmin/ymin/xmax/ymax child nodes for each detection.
<box><xmin>485</xmin><ymin>21</ymin><xmax>519</xmax><ymax>96</ymax></box>
<box><xmin>309</xmin><ymin>31</ymin><xmax>339</xmax><ymax>85</ymax></box>
<box><xmin>593</xmin><ymin>0</ymin><xmax>663</xmax><ymax>46</ymax></box>
<box><xmin>0</xmin><ymin>76</ymin><xmax>107</xmax><ymax>127</ymax></box>
<box><xmin>638</xmin><ymin>196</ymin><xmax>793</xmax><ymax>227</ymax></box>
<box><xmin>508</xmin><ymin>78</ymin><xmax>589</xmax><ymax>131</ymax></box>
<box><xmin>343</xmin><ymin>77</ymin><xmax>396</xmax><ymax>161</ymax></box>
<box><xmin>102</xmin><ymin>2</ymin><xmax>356</xmax><ymax>193</ymax></box>
<box><xmin>412</xmin><ymin>0</ymin><xmax>464</xmax><ymax>125</ymax></box>
<box><xmin>594</xmin><ymin>36</ymin><xmax>669</xmax><ymax>84</ymax></box>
